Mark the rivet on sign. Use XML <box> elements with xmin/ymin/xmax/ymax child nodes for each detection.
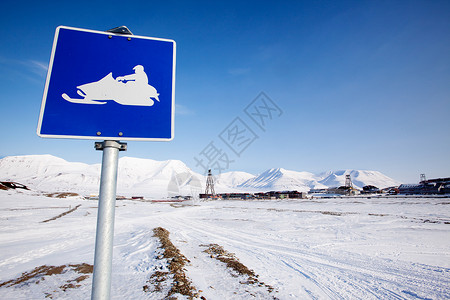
<box><xmin>96</xmin><ymin>131</ymin><xmax>102</xmax><ymax>136</ymax></box>
<box><xmin>127</xmin><ymin>37</ymin><xmax>131</xmax><ymax>41</ymax></box>
<box><xmin>108</xmin><ymin>35</ymin><xmax>112</xmax><ymax>39</ymax></box>
<box><xmin>118</xmin><ymin>132</ymin><xmax>123</xmax><ymax>136</ymax></box>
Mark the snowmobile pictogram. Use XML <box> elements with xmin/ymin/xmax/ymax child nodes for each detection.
<box><xmin>61</xmin><ymin>65</ymin><xmax>160</xmax><ymax>106</ymax></box>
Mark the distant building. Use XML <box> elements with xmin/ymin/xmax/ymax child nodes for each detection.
<box><xmin>398</xmin><ymin>183</ymin><xmax>437</xmax><ymax>195</ymax></box>
<box><xmin>326</xmin><ymin>186</ymin><xmax>360</xmax><ymax>196</ymax></box>
<box><xmin>199</xmin><ymin>193</ymin><xmax>220</xmax><ymax>199</ymax></box>
<box><xmin>219</xmin><ymin>193</ymin><xmax>252</xmax><ymax>200</ymax></box>
<box><xmin>398</xmin><ymin>177</ymin><xmax>450</xmax><ymax>195</ymax></box>
<box><xmin>362</xmin><ymin>185</ymin><xmax>380</xmax><ymax>194</ymax></box>
<box><xmin>199</xmin><ymin>190</ymin><xmax>307</xmax><ymax>200</ymax></box>
<box><xmin>381</xmin><ymin>187</ymin><xmax>399</xmax><ymax>195</ymax></box>
<box><xmin>421</xmin><ymin>177</ymin><xmax>450</xmax><ymax>194</ymax></box>
<box><xmin>254</xmin><ymin>191</ymin><xmax>307</xmax><ymax>199</ymax></box>
<box><xmin>308</xmin><ymin>188</ymin><xmax>327</xmax><ymax>194</ymax></box>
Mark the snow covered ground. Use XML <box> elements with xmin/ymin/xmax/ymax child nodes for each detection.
<box><xmin>0</xmin><ymin>189</ymin><xmax>449</xmax><ymax>299</ymax></box>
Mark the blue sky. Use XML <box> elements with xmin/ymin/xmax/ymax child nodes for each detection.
<box><xmin>1</xmin><ymin>0</ymin><xmax>449</xmax><ymax>183</ymax></box>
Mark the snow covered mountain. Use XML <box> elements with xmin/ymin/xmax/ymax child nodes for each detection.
<box><xmin>237</xmin><ymin>168</ymin><xmax>326</xmax><ymax>192</ymax></box>
<box><xmin>215</xmin><ymin>171</ymin><xmax>255</xmax><ymax>189</ymax></box>
<box><xmin>0</xmin><ymin>155</ymin><xmax>204</xmax><ymax>198</ymax></box>
<box><xmin>317</xmin><ymin>170</ymin><xmax>401</xmax><ymax>189</ymax></box>
<box><xmin>236</xmin><ymin>168</ymin><xmax>400</xmax><ymax>192</ymax></box>
<box><xmin>0</xmin><ymin>155</ymin><xmax>401</xmax><ymax>197</ymax></box>
<box><xmin>0</xmin><ymin>155</ymin><xmax>101</xmax><ymax>193</ymax></box>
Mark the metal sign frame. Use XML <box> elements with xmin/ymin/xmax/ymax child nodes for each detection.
<box><xmin>37</xmin><ymin>26</ymin><xmax>176</xmax><ymax>141</ymax></box>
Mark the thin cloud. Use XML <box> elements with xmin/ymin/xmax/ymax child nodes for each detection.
<box><xmin>29</xmin><ymin>60</ymin><xmax>48</xmax><ymax>71</ymax></box>
<box><xmin>0</xmin><ymin>56</ymin><xmax>48</xmax><ymax>82</ymax></box>
<box><xmin>175</xmin><ymin>104</ymin><xmax>194</xmax><ymax>115</ymax></box>
<box><xmin>27</xmin><ymin>60</ymin><xmax>48</xmax><ymax>77</ymax></box>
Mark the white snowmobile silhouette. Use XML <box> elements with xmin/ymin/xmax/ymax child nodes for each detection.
<box><xmin>61</xmin><ymin>65</ymin><xmax>159</xmax><ymax>106</ymax></box>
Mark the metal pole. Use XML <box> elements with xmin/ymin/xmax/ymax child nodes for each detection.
<box><xmin>92</xmin><ymin>140</ymin><xmax>126</xmax><ymax>300</ymax></box>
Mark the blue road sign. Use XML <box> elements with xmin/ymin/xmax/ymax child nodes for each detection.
<box><xmin>37</xmin><ymin>26</ymin><xmax>176</xmax><ymax>141</ymax></box>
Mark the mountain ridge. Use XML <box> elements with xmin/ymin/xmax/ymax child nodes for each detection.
<box><xmin>0</xmin><ymin>155</ymin><xmax>401</xmax><ymax>197</ymax></box>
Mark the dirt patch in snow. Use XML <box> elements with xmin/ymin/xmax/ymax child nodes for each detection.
<box><xmin>144</xmin><ymin>227</ymin><xmax>201</xmax><ymax>299</ymax></box>
<box><xmin>45</xmin><ymin>192</ymin><xmax>80</xmax><ymax>198</ymax></box>
<box><xmin>41</xmin><ymin>204</ymin><xmax>81</xmax><ymax>223</ymax></box>
<box><xmin>202</xmin><ymin>243</ymin><xmax>277</xmax><ymax>298</ymax></box>
<box><xmin>0</xmin><ymin>263</ymin><xmax>93</xmax><ymax>298</ymax></box>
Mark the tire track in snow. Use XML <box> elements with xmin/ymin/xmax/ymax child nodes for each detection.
<box><xmin>161</xmin><ymin>215</ymin><xmax>339</xmax><ymax>298</ymax></box>
<box><xmin>160</xmin><ymin>213</ymin><xmax>450</xmax><ymax>299</ymax></box>
<box><xmin>280</xmin><ymin>258</ymin><xmax>343</xmax><ymax>299</ymax></box>
<box><xmin>156</xmin><ymin>217</ymin><xmax>279</xmax><ymax>299</ymax></box>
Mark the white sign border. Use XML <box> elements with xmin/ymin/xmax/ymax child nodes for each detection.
<box><xmin>36</xmin><ymin>25</ymin><xmax>176</xmax><ymax>141</ymax></box>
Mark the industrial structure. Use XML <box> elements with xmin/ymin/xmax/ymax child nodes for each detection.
<box><xmin>398</xmin><ymin>175</ymin><xmax>450</xmax><ymax>195</ymax></box>
<box><xmin>201</xmin><ymin>169</ymin><xmax>216</xmax><ymax>198</ymax></box>
<box><xmin>198</xmin><ymin>172</ymin><xmax>450</xmax><ymax>200</ymax></box>
<box><xmin>317</xmin><ymin>174</ymin><xmax>361</xmax><ymax>196</ymax></box>
<box><xmin>345</xmin><ymin>174</ymin><xmax>353</xmax><ymax>188</ymax></box>
<box><xmin>200</xmin><ymin>190</ymin><xmax>307</xmax><ymax>200</ymax></box>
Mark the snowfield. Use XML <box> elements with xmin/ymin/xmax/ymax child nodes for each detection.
<box><xmin>0</xmin><ymin>189</ymin><xmax>449</xmax><ymax>299</ymax></box>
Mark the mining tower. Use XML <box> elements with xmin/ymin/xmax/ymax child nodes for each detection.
<box><xmin>205</xmin><ymin>169</ymin><xmax>215</xmax><ymax>196</ymax></box>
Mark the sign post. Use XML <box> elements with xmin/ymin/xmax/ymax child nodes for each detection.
<box><xmin>37</xmin><ymin>25</ymin><xmax>176</xmax><ymax>300</ymax></box>
<box><xmin>92</xmin><ymin>141</ymin><xmax>126</xmax><ymax>300</ymax></box>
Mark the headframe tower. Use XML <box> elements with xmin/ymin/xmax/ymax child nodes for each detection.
<box><xmin>205</xmin><ymin>169</ymin><xmax>215</xmax><ymax>196</ymax></box>
<box><xmin>345</xmin><ymin>174</ymin><xmax>353</xmax><ymax>188</ymax></box>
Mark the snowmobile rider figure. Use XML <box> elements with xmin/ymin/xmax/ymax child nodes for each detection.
<box><xmin>116</xmin><ymin>65</ymin><xmax>149</xmax><ymax>87</ymax></box>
